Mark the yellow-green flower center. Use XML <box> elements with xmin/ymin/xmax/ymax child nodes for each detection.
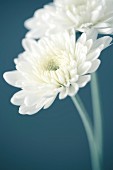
<box><xmin>45</xmin><ymin>59</ymin><xmax>59</xmax><ymax>71</ymax></box>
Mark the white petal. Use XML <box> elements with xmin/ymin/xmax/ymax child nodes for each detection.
<box><xmin>22</xmin><ymin>38</ymin><xmax>39</xmax><ymax>54</ymax></box>
<box><xmin>87</xmin><ymin>49</ymin><xmax>101</xmax><ymax>61</ymax></box>
<box><xmin>19</xmin><ymin>104</ymin><xmax>43</xmax><ymax>115</ymax></box>
<box><xmin>78</xmin><ymin>62</ymin><xmax>92</xmax><ymax>75</ymax></box>
<box><xmin>77</xmin><ymin>32</ymin><xmax>86</xmax><ymax>44</ymax></box>
<box><xmin>44</xmin><ymin>95</ymin><xmax>57</xmax><ymax>109</ymax></box>
<box><xmin>95</xmin><ymin>22</ymin><xmax>111</xmax><ymax>29</ymax></box>
<box><xmin>70</xmin><ymin>75</ymin><xmax>79</xmax><ymax>83</ymax></box>
<box><xmin>86</xmin><ymin>29</ymin><xmax>98</xmax><ymax>41</ymax></box>
<box><xmin>25</xmin><ymin>29</ymin><xmax>45</xmax><ymax>39</ymax></box>
<box><xmin>92</xmin><ymin>36</ymin><xmax>112</xmax><ymax>50</ymax></box>
<box><xmin>11</xmin><ymin>90</ymin><xmax>25</xmax><ymax>106</ymax></box>
<box><xmin>56</xmin><ymin>69</ymin><xmax>65</xmax><ymax>84</ymax></box>
<box><xmin>3</xmin><ymin>71</ymin><xmax>24</xmax><ymax>88</ymax></box>
<box><xmin>88</xmin><ymin>59</ymin><xmax>101</xmax><ymax>73</ymax></box>
<box><xmin>59</xmin><ymin>88</ymin><xmax>68</xmax><ymax>100</ymax></box>
<box><xmin>76</xmin><ymin>44</ymin><xmax>87</xmax><ymax>66</ymax></box>
<box><xmin>91</xmin><ymin>8</ymin><xmax>102</xmax><ymax>22</ymax></box>
<box><xmin>68</xmin><ymin>84</ymin><xmax>79</xmax><ymax>96</ymax></box>
<box><xmin>24</xmin><ymin>18</ymin><xmax>38</xmax><ymax>29</ymax></box>
<box><xmin>77</xmin><ymin>75</ymin><xmax>91</xmax><ymax>87</ymax></box>
<box><xmin>85</xmin><ymin>39</ymin><xmax>93</xmax><ymax>51</ymax></box>
<box><xmin>98</xmin><ymin>28</ymin><xmax>113</xmax><ymax>34</ymax></box>
<box><xmin>24</xmin><ymin>94</ymin><xmax>46</xmax><ymax>107</ymax></box>
<box><xmin>16</xmin><ymin>61</ymin><xmax>32</xmax><ymax>74</ymax></box>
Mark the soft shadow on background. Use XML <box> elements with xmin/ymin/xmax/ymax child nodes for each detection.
<box><xmin>0</xmin><ymin>1</ymin><xmax>113</xmax><ymax>170</ymax></box>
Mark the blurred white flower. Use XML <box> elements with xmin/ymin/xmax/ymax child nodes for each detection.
<box><xmin>3</xmin><ymin>29</ymin><xmax>112</xmax><ymax>115</ymax></box>
<box><xmin>25</xmin><ymin>0</ymin><xmax>113</xmax><ymax>39</ymax></box>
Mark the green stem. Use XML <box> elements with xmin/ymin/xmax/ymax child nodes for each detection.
<box><xmin>71</xmin><ymin>95</ymin><xmax>100</xmax><ymax>170</ymax></box>
<box><xmin>91</xmin><ymin>72</ymin><xmax>103</xmax><ymax>159</ymax></box>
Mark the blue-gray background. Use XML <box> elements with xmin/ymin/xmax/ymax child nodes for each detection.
<box><xmin>0</xmin><ymin>0</ymin><xmax>113</xmax><ymax>170</ymax></box>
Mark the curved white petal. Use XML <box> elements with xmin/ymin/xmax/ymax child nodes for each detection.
<box><xmin>11</xmin><ymin>90</ymin><xmax>25</xmax><ymax>106</ymax></box>
<box><xmin>44</xmin><ymin>95</ymin><xmax>57</xmax><ymax>109</ymax></box>
<box><xmin>98</xmin><ymin>28</ymin><xmax>113</xmax><ymax>34</ymax></box>
<box><xmin>26</xmin><ymin>29</ymin><xmax>46</xmax><ymax>39</ymax></box>
<box><xmin>24</xmin><ymin>18</ymin><xmax>38</xmax><ymax>30</ymax></box>
<box><xmin>77</xmin><ymin>33</ymin><xmax>86</xmax><ymax>44</ymax></box>
<box><xmin>77</xmin><ymin>75</ymin><xmax>91</xmax><ymax>87</ymax></box>
<box><xmin>88</xmin><ymin>59</ymin><xmax>101</xmax><ymax>73</ymax></box>
<box><xmin>85</xmin><ymin>29</ymin><xmax>98</xmax><ymax>41</ymax></box>
<box><xmin>3</xmin><ymin>71</ymin><xmax>24</xmax><ymax>88</ymax></box>
<box><xmin>22</xmin><ymin>39</ymin><xmax>39</xmax><ymax>54</ymax></box>
<box><xmin>59</xmin><ymin>88</ymin><xmax>68</xmax><ymax>100</ymax></box>
<box><xmin>78</xmin><ymin>62</ymin><xmax>92</xmax><ymax>75</ymax></box>
<box><xmin>92</xmin><ymin>36</ymin><xmax>112</xmax><ymax>50</ymax></box>
<box><xmin>19</xmin><ymin>104</ymin><xmax>43</xmax><ymax>115</ymax></box>
<box><xmin>87</xmin><ymin>49</ymin><xmax>101</xmax><ymax>61</ymax></box>
<box><xmin>68</xmin><ymin>84</ymin><xmax>79</xmax><ymax>96</ymax></box>
<box><xmin>24</xmin><ymin>94</ymin><xmax>47</xmax><ymax>107</ymax></box>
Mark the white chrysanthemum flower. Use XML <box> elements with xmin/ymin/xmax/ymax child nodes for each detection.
<box><xmin>25</xmin><ymin>0</ymin><xmax>113</xmax><ymax>39</ymax></box>
<box><xmin>3</xmin><ymin>29</ymin><xmax>112</xmax><ymax>115</ymax></box>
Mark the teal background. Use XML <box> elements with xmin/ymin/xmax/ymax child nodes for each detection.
<box><xmin>0</xmin><ymin>1</ymin><xmax>113</xmax><ymax>170</ymax></box>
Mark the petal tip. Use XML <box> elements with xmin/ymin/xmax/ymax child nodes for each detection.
<box><xmin>3</xmin><ymin>72</ymin><xmax>10</xmax><ymax>83</ymax></box>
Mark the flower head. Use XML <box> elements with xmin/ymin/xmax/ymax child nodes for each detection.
<box><xmin>3</xmin><ymin>29</ymin><xmax>112</xmax><ymax>115</ymax></box>
<box><xmin>25</xmin><ymin>0</ymin><xmax>113</xmax><ymax>39</ymax></box>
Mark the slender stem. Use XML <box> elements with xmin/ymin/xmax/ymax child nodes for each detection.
<box><xmin>71</xmin><ymin>95</ymin><xmax>100</xmax><ymax>170</ymax></box>
<box><xmin>91</xmin><ymin>72</ymin><xmax>103</xmax><ymax>159</ymax></box>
